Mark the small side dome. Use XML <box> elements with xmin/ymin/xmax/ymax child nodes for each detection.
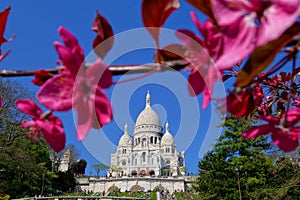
<box><xmin>119</xmin><ymin>123</ymin><xmax>132</xmax><ymax>146</ymax></box>
<box><xmin>161</xmin><ymin>122</ymin><xmax>175</xmax><ymax>145</ymax></box>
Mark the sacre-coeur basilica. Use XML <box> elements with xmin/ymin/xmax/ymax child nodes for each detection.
<box><xmin>68</xmin><ymin>91</ymin><xmax>196</xmax><ymax>192</ymax></box>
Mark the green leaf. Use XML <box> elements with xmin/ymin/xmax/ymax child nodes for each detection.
<box><xmin>236</xmin><ymin>22</ymin><xmax>300</xmax><ymax>87</ymax></box>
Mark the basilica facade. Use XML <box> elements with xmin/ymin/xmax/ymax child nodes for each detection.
<box><xmin>109</xmin><ymin>91</ymin><xmax>185</xmax><ymax>177</ymax></box>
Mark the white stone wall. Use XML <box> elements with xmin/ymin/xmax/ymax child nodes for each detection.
<box><xmin>76</xmin><ymin>177</ymin><xmax>187</xmax><ymax>193</ymax></box>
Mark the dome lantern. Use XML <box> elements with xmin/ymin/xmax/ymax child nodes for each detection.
<box><xmin>146</xmin><ymin>90</ymin><xmax>150</xmax><ymax>107</ymax></box>
<box><xmin>119</xmin><ymin>123</ymin><xmax>132</xmax><ymax>146</ymax></box>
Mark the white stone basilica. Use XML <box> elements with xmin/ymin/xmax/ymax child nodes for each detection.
<box><xmin>109</xmin><ymin>91</ymin><xmax>185</xmax><ymax>177</ymax></box>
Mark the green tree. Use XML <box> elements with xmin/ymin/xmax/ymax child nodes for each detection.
<box><xmin>0</xmin><ymin>79</ymin><xmax>56</xmax><ymax>198</ymax></box>
<box><xmin>51</xmin><ymin>170</ymin><xmax>76</xmax><ymax>194</ymax></box>
<box><xmin>70</xmin><ymin>159</ymin><xmax>87</xmax><ymax>176</ymax></box>
<box><xmin>251</xmin><ymin>148</ymin><xmax>300</xmax><ymax>199</ymax></box>
<box><xmin>195</xmin><ymin>116</ymin><xmax>272</xmax><ymax>200</ymax></box>
<box><xmin>92</xmin><ymin>163</ymin><xmax>108</xmax><ymax>177</ymax></box>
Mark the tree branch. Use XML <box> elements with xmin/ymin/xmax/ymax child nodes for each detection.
<box><xmin>0</xmin><ymin>59</ymin><xmax>189</xmax><ymax>77</ymax></box>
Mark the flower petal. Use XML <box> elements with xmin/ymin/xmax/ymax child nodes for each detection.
<box><xmin>86</xmin><ymin>59</ymin><xmax>112</xmax><ymax>89</ymax></box>
<box><xmin>216</xmin><ymin>17</ymin><xmax>257</xmax><ymax>70</ymax></box>
<box><xmin>271</xmin><ymin>130</ymin><xmax>299</xmax><ymax>152</ymax></box>
<box><xmin>211</xmin><ymin>0</ymin><xmax>245</xmax><ymax>26</ymax></box>
<box><xmin>54</xmin><ymin>42</ymin><xmax>83</xmax><ymax>78</ymax></box>
<box><xmin>227</xmin><ymin>89</ymin><xmax>255</xmax><ymax>118</ymax></box>
<box><xmin>285</xmin><ymin>108</ymin><xmax>300</xmax><ymax>126</ymax></box>
<box><xmin>37</xmin><ymin>118</ymin><xmax>66</xmax><ymax>152</ymax></box>
<box><xmin>58</xmin><ymin>26</ymin><xmax>79</xmax><ymax>49</ymax></box>
<box><xmin>16</xmin><ymin>99</ymin><xmax>42</xmax><ymax>118</ymax></box>
<box><xmin>20</xmin><ymin>119</ymin><xmax>36</xmax><ymax>129</ymax></box>
<box><xmin>94</xmin><ymin>87</ymin><xmax>113</xmax><ymax>127</ymax></box>
<box><xmin>142</xmin><ymin>0</ymin><xmax>180</xmax><ymax>44</ymax></box>
<box><xmin>37</xmin><ymin>74</ymin><xmax>73</xmax><ymax>111</ymax></box>
<box><xmin>0</xmin><ymin>7</ymin><xmax>14</xmax><ymax>45</ymax></box>
<box><xmin>188</xmin><ymin>68</ymin><xmax>206</xmax><ymax>96</ymax></box>
<box><xmin>242</xmin><ymin>124</ymin><xmax>272</xmax><ymax>138</ymax></box>
<box><xmin>291</xmin><ymin>127</ymin><xmax>300</xmax><ymax>139</ymax></box>
<box><xmin>92</xmin><ymin>11</ymin><xmax>114</xmax><ymax>59</ymax></box>
<box><xmin>257</xmin><ymin>0</ymin><xmax>300</xmax><ymax>46</ymax></box>
<box><xmin>32</xmin><ymin>69</ymin><xmax>53</xmax><ymax>86</ymax></box>
<box><xmin>74</xmin><ymin>97</ymin><xmax>94</xmax><ymax>141</ymax></box>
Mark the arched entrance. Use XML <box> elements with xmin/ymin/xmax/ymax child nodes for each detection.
<box><xmin>131</xmin><ymin>170</ymin><xmax>137</xmax><ymax>176</ymax></box>
<box><xmin>153</xmin><ymin>184</ymin><xmax>164</xmax><ymax>191</ymax></box>
<box><xmin>140</xmin><ymin>170</ymin><xmax>146</xmax><ymax>176</ymax></box>
<box><xmin>130</xmin><ymin>185</ymin><xmax>142</xmax><ymax>192</ymax></box>
<box><xmin>149</xmin><ymin>169</ymin><xmax>155</xmax><ymax>176</ymax></box>
<box><xmin>107</xmin><ymin>185</ymin><xmax>119</xmax><ymax>193</ymax></box>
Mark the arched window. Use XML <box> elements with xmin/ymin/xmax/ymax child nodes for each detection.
<box><xmin>142</xmin><ymin>138</ymin><xmax>146</xmax><ymax>147</ymax></box>
<box><xmin>142</xmin><ymin>152</ymin><xmax>146</xmax><ymax>162</ymax></box>
<box><xmin>122</xmin><ymin>149</ymin><xmax>126</xmax><ymax>154</ymax></box>
<box><xmin>165</xmin><ymin>159</ymin><xmax>171</xmax><ymax>168</ymax></box>
<box><xmin>166</xmin><ymin>147</ymin><xmax>170</xmax><ymax>153</ymax></box>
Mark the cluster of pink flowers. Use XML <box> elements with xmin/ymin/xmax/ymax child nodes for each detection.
<box><xmin>16</xmin><ymin>27</ymin><xmax>113</xmax><ymax>151</ymax></box>
<box><xmin>0</xmin><ymin>7</ymin><xmax>115</xmax><ymax>152</ymax></box>
<box><xmin>176</xmin><ymin>0</ymin><xmax>300</xmax><ymax>151</ymax></box>
<box><xmin>16</xmin><ymin>99</ymin><xmax>66</xmax><ymax>152</ymax></box>
<box><xmin>243</xmin><ymin>109</ymin><xmax>300</xmax><ymax>152</ymax></box>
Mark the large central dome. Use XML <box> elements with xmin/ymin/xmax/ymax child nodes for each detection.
<box><xmin>134</xmin><ymin>91</ymin><xmax>162</xmax><ymax>135</ymax></box>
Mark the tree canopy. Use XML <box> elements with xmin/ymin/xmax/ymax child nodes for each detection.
<box><xmin>195</xmin><ymin>116</ymin><xmax>300</xmax><ymax>199</ymax></box>
<box><xmin>195</xmin><ymin>116</ymin><xmax>272</xmax><ymax>199</ymax></box>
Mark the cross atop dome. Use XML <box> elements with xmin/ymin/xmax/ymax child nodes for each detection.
<box><xmin>166</xmin><ymin>121</ymin><xmax>169</xmax><ymax>132</ymax></box>
<box><xmin>124</xmin><ymin>123</ymin><xmax>128</xmax><ymax>135</ymax></box>
<box><xmin>146</xmin><ymin>90</ymin><xmax>151</xmax><ymax>107</ymax></box>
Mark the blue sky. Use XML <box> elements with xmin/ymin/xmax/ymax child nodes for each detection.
<box><xmin>0</xmin><ymin>1</ymin><xmax>225</xmax><ymax>175</ymax></box>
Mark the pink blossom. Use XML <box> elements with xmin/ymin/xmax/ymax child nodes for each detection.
<box><xmin>37</xmin><ymin>27</ymin><xmax>113</xmax><ymax>140</ymax></box>
<box><xmin>258</xmin><ymin>102</ymin><xmax>272</xmax><ymax>116</ymax></box>
<box><xmin>37</xmin><ymin>73</ymin><xmax>74</xmax><ymax>111</ymax></box>
<box><xmin>32</xmin><ymin>69</ymin><xmax>53</xmax><ymax>86</ymax></box>
<box><xmin>189</xmin><ymin>11</ymin><xmax>255</xmax><ymax>70</ymax></box>
<box><xmin>212</xmin><ymin>0</ymin><xmax>300</xmax><ymax>47</ymax></box>
<box><xmin>227</xmin><ymin>88</ymin><xmax>255</xmax><ymax>118</ymax></box>
<box><xmin>266</xmin><ymin>96</ymin><xmax>273</xmax><ymax>102</ymax></box>
<box><xmin>254</xmin><ymin>86</ymin><xmax>264</xmax><ymax>104</ymax></box>
<box><xmin>292</xmin><ymin>98</ymin><xmax>300</xmax><ymax>107</ymax></box>
<box><xmin>176</xmin><ymin>27</ymin><xmax>219</xmax><ymax>109</ymax></box>
<box><xmin>72</xmin><ymin>59</ymin><xmax>113</xmax><ymax>140</ymax></box>
<box><xmin>54</xmin><ymin>26</ymin><xmax>84</xmax><ymax>79</ymax></box>
<box><xmin>242</xmin><ymin>109</ymin><xmax>300</xmax><ymax>152</ymax></box>
<box><xmin>16</xmin><ymin>99</ymin><xmax>66</xmax><ymax>152</ymax></box>
<box><xmin>177</xmin><ymin>12</ymin><xmax>253</xmax><ymax>108</ymax></box>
